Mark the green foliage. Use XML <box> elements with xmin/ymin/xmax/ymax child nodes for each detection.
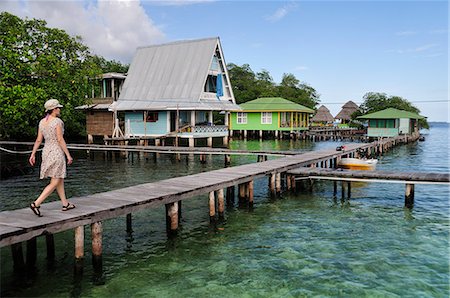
<box><xmin>0</xmin><ymin>12</ymin><xmax>128</xmax><ymax>140</ymax></box>
<box><xmin>227</xmin><ymin>63</ymin><xmax>320</xmax><ymax>109</ymax></box>
<box><xmin>354</xmin><ymin>92</ymin><xmax>429</xmax><ymax>129</ymax></box>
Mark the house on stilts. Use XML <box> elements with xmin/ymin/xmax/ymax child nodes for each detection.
<box><xmin>357</xmin><ymin>108</ymin><xmax>425</xmax><ymax>139</ymax></box>
<box><xmin>229</xmin><ymin>97</ymin><xmax>314</xmax><ymax>139</ymax></box>
<box><xmin>109</xmin><ymin>37</ymin><xmax>240</xmax><ymax>147</ymax></box>
<box><xmin>76</xmin><ymin>73</ymin><xmax>126</xmax><ymax>143</ymax></box>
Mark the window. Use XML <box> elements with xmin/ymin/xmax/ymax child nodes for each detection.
<box><xmin>145</xmin><ymin>112</ymin><xmax>158</xmax><ymax>122</ymax></box>
<box><xmin>204</xmin><ymin>75</ymin><xmax>217</xmax><ymax>93</ymax></box>
<box><xmin>261</xmin><ymin>112</ymin><xmax>272</xmax><ymax>124</ymax></box>
<box><xmin>237</xmin><ymin>112</ymin><xmax>247</xmax><ymax>124</ymax></box>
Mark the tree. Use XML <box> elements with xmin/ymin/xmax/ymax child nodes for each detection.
<box><xmin>354</xmin><ymin>92</ymin><xmax>429</xmax><ymax>129</ymax></box>
<box><xmin>227</xmin><ymin>64</ymin><xmax>320</xmax><ymax>109</ymax></box>
<box><xmin>0</xmin><ymin>12</ymin><xmax>105</xmax><ymax>139</ymax></box>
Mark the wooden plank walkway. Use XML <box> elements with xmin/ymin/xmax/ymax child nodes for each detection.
<box><xmin>287</xmin><ymin>168</ymin><xmax>450</xmax><ymax>184</ymax></box>
<box><xmin>0</xmin><ymin>142</ymin><xmax>371</xmax><ymax>247</ymax></box>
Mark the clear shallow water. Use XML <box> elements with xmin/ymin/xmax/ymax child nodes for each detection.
<box><xmin>1</xmin><ymin>123</ymin><xmax>449</xmax><ymax>297</ymax></box>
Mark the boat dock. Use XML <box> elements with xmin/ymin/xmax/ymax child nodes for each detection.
<box><xmin>287</xmin><ymin>167</ymin><xmax>449</xmax><ymax>208</ymax></box>
<box><xmin>0</xmin><ymin>135</ymin><xmax>428</xmax><ymax>272</ymax></box>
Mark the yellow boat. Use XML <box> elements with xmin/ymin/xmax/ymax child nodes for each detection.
<box><xmin>338</xmin><ymin>158</ymin><xmax>378</xmax><ymax>170</ymax></box>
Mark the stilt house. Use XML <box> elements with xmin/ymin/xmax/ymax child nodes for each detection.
<box><xmin>230</xmin><ymin>97</ymin><xmax>314</xmax><ymax>138</ymax></box>
<box><xmin>76</xmin><ymin>73</ymin><xmax>126</xmax><ymax>143</ymax></box>
<box><xmin>109</xmin><ymin>37</ymin><xmax>240</xmax><ymax>147</ymax></box>
<box><xmin>357</xmin><ymin>108</ymin><xmax>425</xmax><ymax>138</ymax></box>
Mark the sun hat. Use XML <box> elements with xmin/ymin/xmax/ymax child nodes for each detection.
<box><xmin>44</xmin><ymin>99</ymin><xmax>63</xmax><ymax>112</ymax></box>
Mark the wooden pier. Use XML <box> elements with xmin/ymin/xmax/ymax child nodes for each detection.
<box><xmin>0</xmin><ymin>135</ymin><xmax>425</xmax><ymax>272</ymax></box>
<box><xmin>287</xmin><ymin>168</ymin><xmax>449</xmax><ymax>208</ymax></box>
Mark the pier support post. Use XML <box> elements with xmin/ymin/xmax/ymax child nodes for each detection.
<box><xmin>286</xmin><ymin>174</ymin><xmax>292</xmax><ymax>190</ymax></box>
<box><xmin>276</xmin><ymin>173</ymin><xmax>282</xmax><ymax>193</ymax></box>
<box><xmin>238</xmin><ymin>183</ymin><xmax>246</xmax><ymax>200</ymax></box>
<box><xmin>405</xmin><ymin>184</ymin><xmax>415</xmax><ymax>208</ymax></box>
<box><xmin>269</xmin><ymin>172</ymin><xmax>276</xmax><ymax>196</ymax></box>
<box><xmin>223</xmin><ymin>136</ymin><xmax>228</xmax><ymax>146</ymax></box>
<box><xmin>75</xmin><ymin>225</ymin><xmax>85</xmax><ymax>260</ymax></box>
<box><xmin>209</xmin><ymin>191</ymin><xmax>216</xmax><ymax>221</ymax></box>
<box><xmin>46</xmin><ymin>234</ymin><xmax>55</xmax><ymax>262</ymax></box>
<box><xmin>333</xmin><ymin>181</ymin><xmax>338</xmax><ymax>198</ymax></box>
<box><xmin>26</xmin><ymin>238</ymin><xmax>37</xmax><ymax>269</ymax></box>
<box><xmin>347</xmin><ymin>182</ymin><xmax>351</xmax><ymax>199</ymax></box>
<box><xmin>207</xmin><ymin>137</ymin><xmax>213</xmax><ymax>147</ymax></box>
<box><xmin>217</xmin><ymin>189</ymin><xmax>225</xmax><ymax>218</ymax></box>
<box><xmin>166</xmin><ymin>202</ymin><xmax>179</xmax><ymax>233</ymax></box>
<box><xmin>248</xmin><ymin>181</ymin><xmax>254</xmax><ymax>205</ymax></box>
<box><xmin>341</xmin><ymin>181</ymin><xmax>346</xmax><ymax>200</ymax></box>
<box><xmin>291</xmin><ymin>175</ymin><xmax>296</xmax><ymax>191</ymax></box>
<box><xmin>225</xmin><ymin>154</ymin><xmax>231</xmax><ymax>166</ymax></box>
<box><xmin>226</xmin><ymin>186</ymin><xmax>235</xmax><ymax>206</ymax></box>
<box><xmin>126</xmin><ymin>214</ymin><xmax>132</xmax><ymax>234</ymax></box>
<box><xmin>91</xmin><ymin>221</ymin><xmax>103</xmax><ymax>271</ymax></box>
<box><xmin>11</xmin><ymin>243</ymin><xmax>25</xmax><ymax>271</ymax></box>
<box><xmin>189</xmin><ymin>138</ymin><xmax>195</xmax><ymax>148</ymax></box>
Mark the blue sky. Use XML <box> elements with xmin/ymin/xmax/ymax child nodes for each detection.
<box><xmin>2</xmin><ymin>0</ymin><xmax>448</xmax><ymax>121</ymax></box>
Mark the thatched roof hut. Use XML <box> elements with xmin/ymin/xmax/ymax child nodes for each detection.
<box><xmin>311</xmin><ymin>105</ymin><xmax>334</xmax><ymax>124</ymax></box>
<box><xmin>335</xmin><ymin>101</ymin><xmax>359</xmax><ymax>122</ymax></box>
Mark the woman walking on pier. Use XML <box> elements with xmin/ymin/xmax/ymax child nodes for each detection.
<box><xmin>28</xmin><ymin>99</ymin><xmax>75</xmax><ymax>217</ymax></box>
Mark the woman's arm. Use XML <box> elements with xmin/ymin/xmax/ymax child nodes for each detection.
<box><xmin>29</xmin><ymin>127</ymin><xmax>43</xmax><ymax>166</ymax></box>
<box><xmin>56</xmin><ymin>122</ymin><xmax>73</xmax><ymax>165</ymax></box>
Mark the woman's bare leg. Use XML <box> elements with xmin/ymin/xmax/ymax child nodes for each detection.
<box><xmin>34</xmin><ymin>178</ymin><xmax>60</xmax><ymax>206</ymax></box>
<box><xmin>55</xmin><ymin>178</ymin><xmax>69</xmax><ymax>206</ymax></box>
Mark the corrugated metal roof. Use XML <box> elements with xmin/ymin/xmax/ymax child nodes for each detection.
<box><xmin>237</xmin><ymin>97</ymin><xmax>314</xmax><ymax>112</ymax></box>
<box><xmin>114</xmin><ymin>37</ymin><xmax>236</xmax><ymax>111</ymax></box>
<box><xmin>357</xmin><ymin>108</ymin><xmax>425</xmax><ymax>119</ymax></box>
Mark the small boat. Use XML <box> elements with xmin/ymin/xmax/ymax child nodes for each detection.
<box><xmin>338</xmin><ymin>158</ymin><xmax>378</xmax><ymax>170</ymax></box>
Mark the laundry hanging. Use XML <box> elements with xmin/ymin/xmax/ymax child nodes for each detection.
<box><xmin>216</xmin><ymin>73</ymin><xmax>223</xmax><ymax>100</ymax></box>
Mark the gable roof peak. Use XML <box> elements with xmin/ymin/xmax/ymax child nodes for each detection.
<box><xmin>137</xmin><ymin>37</ymin><xmax>219</xmax><ymax>50</ymax></box>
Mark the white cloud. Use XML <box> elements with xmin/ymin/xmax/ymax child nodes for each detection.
<box><xmin>395</xmin><ymin>30</ymin><xmax>417</xmax><ymax>36</ymax></box>
<box><xmin>266</xmin><ymin>2</ymin><xmax>297</xmax><ymax>23</ymax></box>
<box><xmin>1</xmin><ymin>0</ymin><xmax>165</xmax><ymax>63</ymax></box>
<box><xmin>386</xmin><ymin>44</ymin><xmax>439</xmax><ymax>55</ymax></box>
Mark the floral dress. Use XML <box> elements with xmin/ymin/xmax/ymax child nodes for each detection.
<box><xmin>39</xmin><ymin>117</ymin><xmax>66</xmax><ymax>179</ymax></box>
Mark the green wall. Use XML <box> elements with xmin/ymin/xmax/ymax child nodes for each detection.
<box><xmin>230</xmin><ymin>112</ymin><xmax>309</xmax><ymax>131</ymax></box>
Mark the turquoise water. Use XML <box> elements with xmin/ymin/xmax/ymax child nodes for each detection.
<box><xmin>1</xmin><ymin>123</ymin><xmax>449</xmax><ymax>297</ymax></box>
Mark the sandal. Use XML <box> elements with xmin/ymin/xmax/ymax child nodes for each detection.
<box><xmin>30</xmin><ymin>203</ymin><xmax>42</xmax><ymax>217</ymax></box>
<box><xmin>62</xmin><ymin>203</ymin><xmax>76</xmax><ymax>211</ymax></box>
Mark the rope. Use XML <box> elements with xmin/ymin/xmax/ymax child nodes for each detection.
<box><xmin>0</xmin><ymin>146</ymin><xmax>41</xmax><ymax>154</ymax></box>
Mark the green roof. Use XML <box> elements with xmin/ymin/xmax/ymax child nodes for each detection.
<box><xmin>357</xmin><ymin>108</ymin><xmax>425</xmax><ymax>120</ymax></box>
<box><xmin>237</xmin><ymin>97</ymin><xmax>314</xmax><ymax>113</ymax></box>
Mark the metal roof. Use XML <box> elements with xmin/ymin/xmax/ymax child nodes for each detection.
<box><xmin>236</xmin><ymin>97</ymin><xmax>314</xmax><ymax>112</ymax></box>
<box><xmin>113</xmin><ymin>37</ymin><xmax>238</xmax><ymax>111</ymax></box>
<box><xmin>357</xmin><ymin>108</ymin><xmax>426</xmax><ymax>120</ymax></box>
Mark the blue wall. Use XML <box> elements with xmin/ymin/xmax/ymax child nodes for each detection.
<box><xmin>125</xmin><ymin>111</ymin><xmax>168</xmax><ymax>136</ymax></box>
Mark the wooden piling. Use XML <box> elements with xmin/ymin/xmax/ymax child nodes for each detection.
<box><xmin>166</xmin><ymin>202</ymin><xmax>179</xmax><ymax>232</ymax></box>
<box><xmin>75</xmin><ymin>225</ymin><xmax>84</xmax><ymax>260</ymax></box>
<box><xmin>46</xmin><ymin>234</ymin><xmax>55</xmax><ymax>261</ymax></box>
<box><xmin>405</xmin><ymin>183</ymin><xmax>415</xmax><ymax>208</ymax></box>
<box><xmin>347</xmin><ymin>181</ymin><xmax>351</xmax><ymax>199</ymax></box>
<box><xmin>276</xmin><ymin>173</ymin><xmax>282</xmax><ymax>193</ymax></box>
<box><xmin>333</xmin><ymin>181</ymin><xmax>337</xmax><ymax>198</ymax></box>
<box><xmin>286</xmin><ymin>174</ymin><xmax>292</xmax><ymax>190</ymax></box>
<box><xmin>225</xmin><ymin>154</ymin><xmax>231</xmax><ymax>166</ymax></box>
<box><xmin>238</xmin><ymin>183</ymin><xmax>246</xmax><ymax>199</ymax></box>
<box><xmin>226</xmin><ymin>186</ymin><xmax>235</xmax><ymax>206</ymax></box>
<box><xmin>26</xmin><ymin>238</ymin><xmax>37</xmax><ymax>268</ymax></box>
<box><xmin>209</xmin><ymin>191</ymin><xmax>216</xmax><ymax>220</ymax></box>
<box><xmin>248</xmin><ymin>181</ymin><xmax>254</xmax><ymax>205</ymax></box>
<box><xmin>91</xmin><ymin>221</ymin><xmax>103</xmax><ymax>269</ymax></box>
<box><xmin>11</xmin><ymin>243</ymin><xmax>24</xmax><ymax>271</ymax></box>
<box><xmin>269</xmin><ymin>172</ymin><xmax>276</xmax><ymax>195</ymax></box>
<box><xmin>217</xmin><ymin>189</ymin><xmax>225</xmax><ymax>218</ymax></box>
<box><xmin>126</xmin><ymin>213</ymin><xmax>132</xmax><ymax>233</ymax></box>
